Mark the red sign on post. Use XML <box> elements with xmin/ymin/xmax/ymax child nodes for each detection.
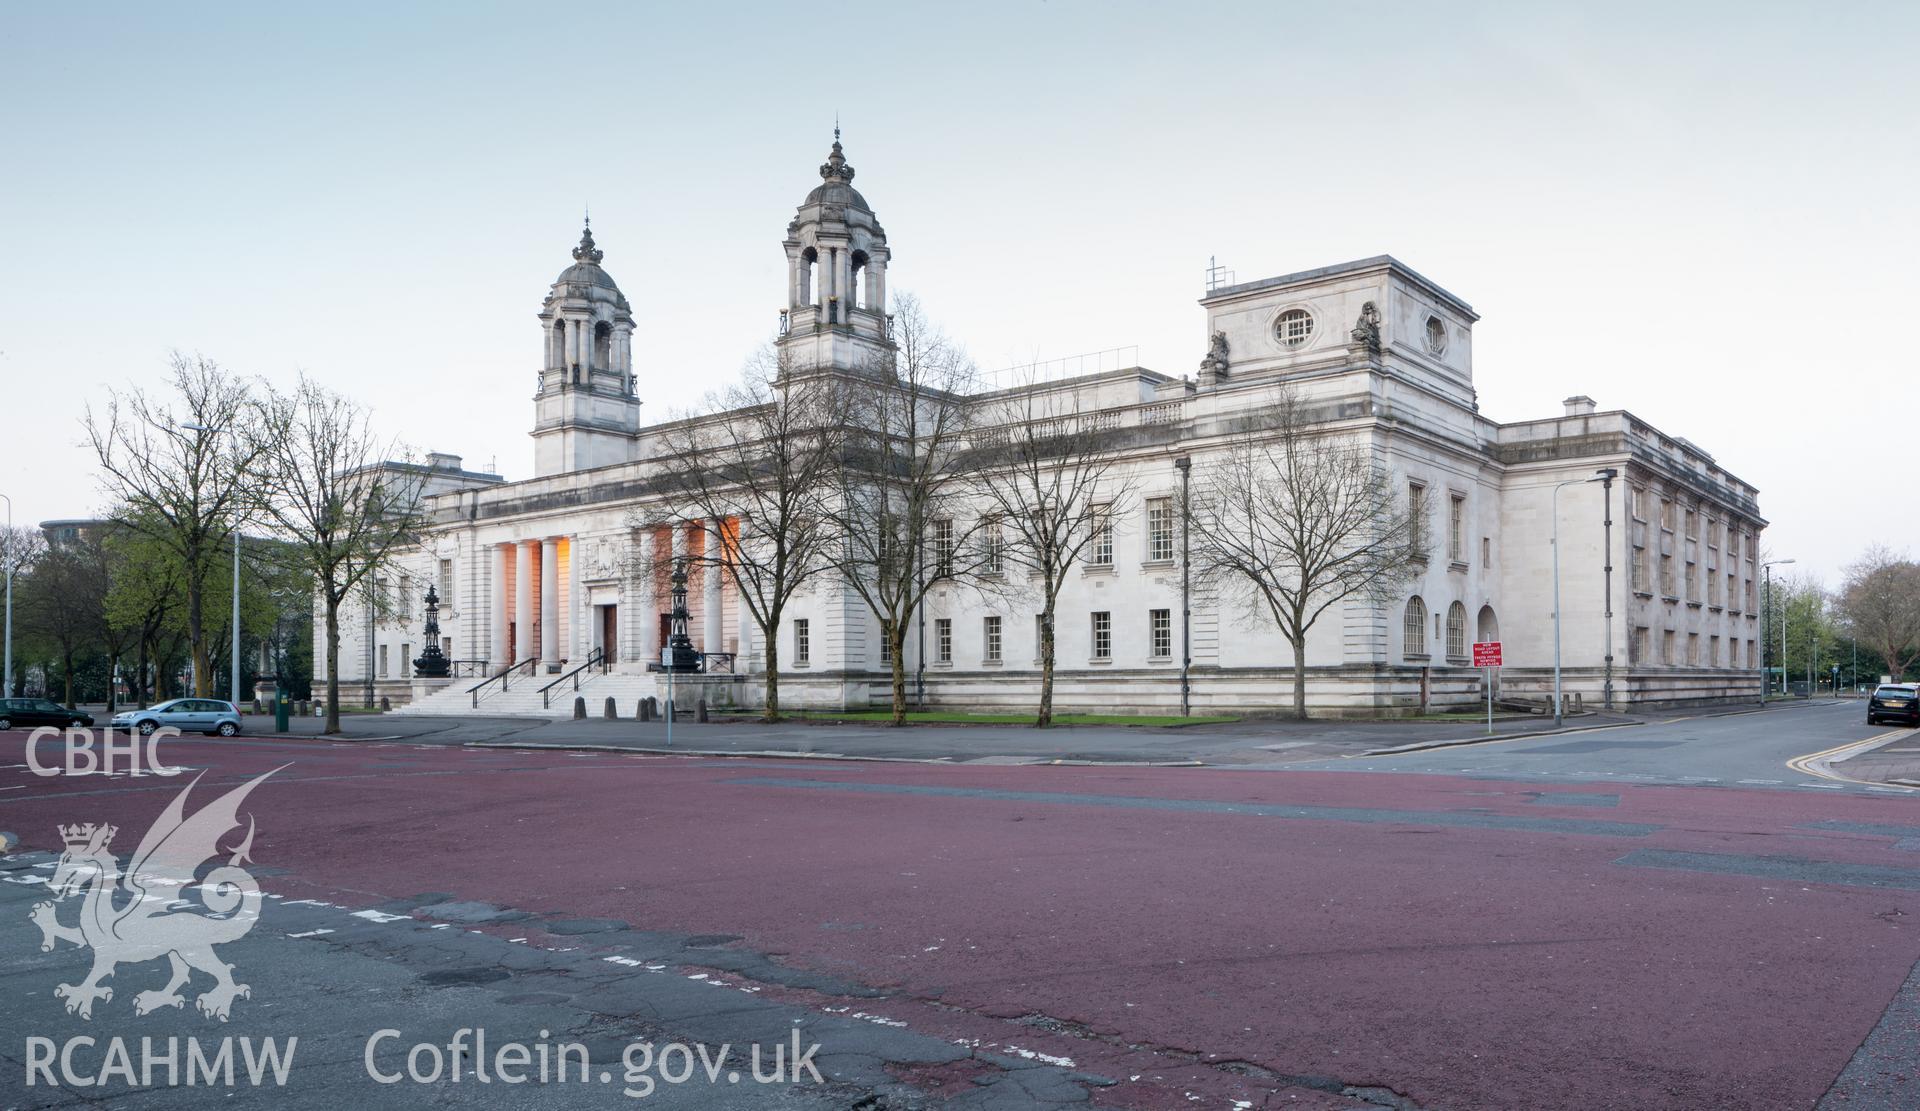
<box><xmin>1472</xmin><ymin>641</ymin><xmax>1503</xmax><ymax>668</ymax></box>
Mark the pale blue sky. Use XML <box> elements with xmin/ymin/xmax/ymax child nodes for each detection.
<box><xmin>3</xmin><ymin>1</ymin><xmax>1914</xmax><ymax>583</ymax></box>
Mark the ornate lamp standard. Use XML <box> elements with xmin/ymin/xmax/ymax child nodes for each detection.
<box><xmin>411</xmin><ymin>584</ymin><xmax>452</xmax><ymax>678</ymax></box>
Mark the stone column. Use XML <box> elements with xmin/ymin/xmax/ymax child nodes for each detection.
<box><xmin>870</xmin><ymin>260</ymin><xmax>886</xmax><ymax>316</ymax></box>
<box><xmin>567</xmin><ymin>536</ymin><xmax>582</xmax><ymax>662</ymax></box>
<box><xmin>703</xmin><ymin>524</ymin><xmax>723</xmax><ymax>655</ymax></box>
<box><xmin>489</xmin><ymin>543</ymin><xmax>507</xmax><ymax>668</ymax></box>
<box><xmin>540</xmin><ymin>538</ymin><xmax>559</xmax><ymax>671</ymax></box>
<box><xmin>514</xmin><ymin>541</ymin><xmax>533</xmax><ymax>664</ymax></box>
<box><xmin>638</xmin><ymin>528</ymin><xmax>663</xmax><ymax>667</ymax></box>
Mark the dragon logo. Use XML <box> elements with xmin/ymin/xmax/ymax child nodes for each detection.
<box><xmin>30</xmin><ymin>766</ymin><xmax>284</xmax><ymax>1021</ymax></box>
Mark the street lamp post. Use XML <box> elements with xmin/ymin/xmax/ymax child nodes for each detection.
<box><xmin>182</xmin><ymin>422</ymin><xmax>243</xmax><ymax>707</ymax></box>
<box><xmin>1762</xmin><ymin>558</ymin><xmax>1794</xmax><ymax>702</ymax></box>
<box><xmin>1551</xmin><ymin>471</ymin><xmax>1611</xmax><ymax>727</ymax></box>
<box><xmin>1596</xmin><ymin>468</ymin><xmax>1619</xmax><ymax>710</ymax></box>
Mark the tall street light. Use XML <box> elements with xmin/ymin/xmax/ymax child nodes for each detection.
<box><xmin>182</xmin><ymin>422</ymin><xmax>243</xmax><ymax>708</ymax></box>
<box><xmin>1551</xmin><ymin>471</ymin><xmax>1611</xmax><ymax>727</ymax></box>
<box><xmin>1762</xmin><ymin>558</ymin><xmax>1794</xmax><ymax>702</ymax></box>
<box><xmin>0</xmin><ymin>492</ymin><xmax>12</xmax><ymax>699</ymax></box>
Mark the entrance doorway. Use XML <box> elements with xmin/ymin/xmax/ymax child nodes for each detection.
<box><xmin>659</xmin><ymin>613</ymin><xmax>672</xmax><ymax>654</ymax></box>
<box><xmin>598</xmin><ymin>605</ymin><xmax>618</xmax><ymax>664</ymax></box>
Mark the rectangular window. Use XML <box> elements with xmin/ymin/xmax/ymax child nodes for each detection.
<box><xmin>438</xmin><ymin>559</ymin><xmax>454</xmax><ymax>604</ymax></box>
<box><xmin>933</xmin><ymin>519</ymin><xmax>955</xmax><ymax>578</ymax></box>
<box><xmin>1091</xmin><ymin>611</ymin><xmax>1111</xmax><ymax>660</ymax></box>
<box><xmin>1408</xmin><ymin>483</ymin><xmax>1427</xmax><ymax>559</ymax></box>
<box><xmin>1660</xmin><ymin>554</ymin><xmax>1675</xmax><ymax>597</ymax></box>
<box><xmin>1661</xmin><ymin>499</ymin><xmax>1674</xmax><ymax>531</ymax></box>
<box><xmin>935</xmin><ymin>618</ymin><xmax>952</xmax><ymax>664</ymax></box>
<box><xmin>1631</xmin><ymin>545</ymin><xmax>1648</xmax><ymax>592</ymax></box>
<box><xmin>400</xmin><ymin>644</ymin><xmax>411</xmax><ymax>679</ymax></box>
<box><xmin>1482</xmin><ymin>536</ymin><xmax>1491</xmax><ymax>566</ymax></box>
<box><xmin>983</xmin><ymin>616</ymin><xmax>1002</xmax><ymax>663</ymax></box>
<box><xmin>881</xmin><ymin>619</ymin><xmax>894</xmax><ymax>664</ymax></box>
<box><xmin>1726</xmin><ymin>530</ymin><xmax>1739</xmax><ymax>561</ymax></box>
<box><xmin>1448</xmin><ymin>495</ymin><xmax>1465</xmax><ymax>563</ymax></box>
<box><xmin>1662</xmin><ymin>630</ymin><xmax>1676</xmax><ymax>665</ymax></box>
<box><xmin>984</xmin><ymin>519</ymin><xmax>1004</xmax><ymax>574</ymax></box>
<box><xmin>1150</xmin><ymin>609</ymin><xmax>1172</xmax><ymax>659</ymax></box>
<box><xmin>1686</xmin><ymin>559</ymin><xmax>1698</xmax><ymax>602</ymax></box>
<box><xmin>1090</xmin><ymin>506</ymin><xmax>1114</xmax><ymax>567</ymax></box>
<box><xmin>1748</xmin><ymin>639</ymin><xmax>1757</xmax><ymax>669</ymax></box>
<box><xmin>1631</xmin><ymin>626</ymin><xmax>1649</xmax><ymax>665</ymax></box>
<box><xmin>793</xmin><ymin>618</ymin><xmax>810</xmax><ymax>666</ymax></box>
<box><xmin>1146</xmin><ymin>498</ymin><xmax>1175</xmax><ymax>562</ymax></box>
<box><xmin>378</xmin><ymin>644</ymin><xmax>389</xmax><ymax>678</ymax></box>
<box><xmin>1710</xmin><ymin>635</ymin><xmax>1721</xmax><ymax>667</ymax></box>
<box><xmin>1687</xmin><ymin>633</ymin><xmax>1700</xmax><ymax>666</ymax></box>
<box><xmin>1630</xmin><ymin>487</ymin><xmax>1645</xmax><ymax>521</ymax></box>
<box><xmin>1034</xmin><ymin>614</ymin><xmax>1046</xmax><ymax>660</ymax></box>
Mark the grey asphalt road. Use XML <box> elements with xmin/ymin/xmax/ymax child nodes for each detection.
<box><xmin>1292</xmin><ymin>699</ymin><xmax>1914</xmax><ymax>795</ymax></box>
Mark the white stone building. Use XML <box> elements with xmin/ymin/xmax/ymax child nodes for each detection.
<box><xmin>318</xmin><ymin>139</ymin><xmax>1766</xmax><ymax>715</ymax></box>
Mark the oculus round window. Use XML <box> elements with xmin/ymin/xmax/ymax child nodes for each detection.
<box><xmin>1275</xmin><ymin>309</ymin><xmax>1314</xmax><ymax>348</ymax></box>
<box><xmin>1425</xmin><ymin>315</ymin><xmax>1448</xmax><ymax>356</ymax></box>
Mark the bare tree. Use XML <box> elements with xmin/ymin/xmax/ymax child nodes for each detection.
<box><xmin>653</xmin><ymin>346</ymin><xmax>848</xmax><ymax>720</ymax></box>
<box><xmin>85</xmin><ymin>354</ymin><xmax>267</xmax><ymax>696</ymax></box>
<box><xmin>1837</xmin><ymin>547</ymin><xmax>1920</xmax><ymax>684</ymax></box>
<box><xmin>969</xmin><ymin>382</ymin><xmax>1138</xmax><ymax>726</ymax></box>
<box><xmin>17</xmin><ymin>531</ymin><xmax>107</xmax><ymax>707</ymax></box>
<box><xmin>831</xmin><ymin>294</ymin><xmax>990</xmax><ymax>724</ymax></box>
<box><xmin>1185</xmin><ymin>389</ymin><xmax>1424</xmax><ymax>718</ymax></box>
<box><xmin>255</xmin><ymin>375</ymin><xmax>425</xmax><ymax>734</ymax></box>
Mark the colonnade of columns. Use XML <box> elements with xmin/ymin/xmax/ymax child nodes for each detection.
<box><xmin>479</xmin><ymin>522</ymin><xmax>750</xmax><ymax>677</ymax></box>
<box><xmin>544</xmin><ymin>317</ymin><xmax>633</xmax><ymax>377</ymax></box>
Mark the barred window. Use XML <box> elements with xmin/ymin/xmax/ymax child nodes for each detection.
<box><xmin>1275</xmin><ymin>308</ymin><xmax>1314</xmax><ymax>347</ymax></box>
<box><xmin>1091</xmin><ymin>612</ymin><xmax>1111</xmax><ymax>660</ymax></box>
<box><xmin>984</xmin><ymin>519</ymin><xmax>1004</xmax><ymax>574</ymax></box>
<box><xmin>438</xmin><ymin>559</ymin><xmax>454</xmax><ymax>604</ymax></box>
<box><xmin>1147</xmin><ymin>498</ymin><xmax>1175</xmax><ymax>562</ymax></box>
<box><xmin>1631</xmin><ymin>545</ymin><xmax>1648</xmax><ymax>592</ymax></box>
<box><xmin>1448</xmin><ymin>496</ymin><xmax>1465</xmax><ymax>563</ymax></box>
<box><xmin>1150</xmin><ymin>609</ymin><xmax>1172</xmax><ymax>659</ymax></box>
<box><xmin>935</xmin><ymin>618</ymin><xmax>952</xmax><ymax>664</ymax></box>
<box><xmin>1404</xmin><ymin>597</ymin><xmax>1428</xmax><ymax>657</ymax></box>
<box><xmin>881</xmin><ymin>619</ymin><xmax>893</xmax><ymax>664</ymax></box>
<box><xmin>1446</xmin><ymin>602</ymin><xmax>1467</xmax><ymax>659</ymax></box>
<box><xmin>794</xmin><ymin>619</ymin><xmax>809</xmax><ymax>665</ymax></box>
<box><xmin>983</xmin><ymin>616</ymin><xmax>1002</xmax><ymax>663</ymax></box>
<box><xmin>1408</xmin><ymin>483</ymin><xmax>1427</xmax><ymax>560</ymax></box>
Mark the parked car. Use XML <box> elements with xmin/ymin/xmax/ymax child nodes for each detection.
<box><xmin>1867</xmin><ymin>683</ymin><xmax>1920</xmax><ymax>726</ymax></box>
<box><xmin>110</xmin><ymin>698</ymin><xmax>243</xmax><ymax>737</ymax></box>
<box><xmin>0</xmin><ymin>698</ymin><xmax>95</xmax><ymax>730</ymax></box>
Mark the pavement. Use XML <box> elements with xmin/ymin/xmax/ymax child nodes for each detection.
<box><xmin>4</xmin><ymin>701</ymin><xmax>1918</xmax><ymax>1108</ymax></box>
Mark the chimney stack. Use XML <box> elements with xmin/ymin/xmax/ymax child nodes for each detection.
<box><xmin>1563</xmin><ymin>395</ymin><xmax>1596</xmax><ymax>417</ymax></box>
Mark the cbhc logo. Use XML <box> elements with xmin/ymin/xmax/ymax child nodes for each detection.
<box><xmin>24</xmin><ymin>727</ymin><xmax>184</xmax><ymax>777</ymax></box>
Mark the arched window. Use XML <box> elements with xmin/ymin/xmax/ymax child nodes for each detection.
<box><xmin>1403</xmin><ymin>597</ymin><xmax>1427</xmax><ymax>658</ymax></box>
<box><xmin>1446</xmin><ymin>602</ymin><xmax>1467</xmax><ymax>659</ymax></box>
<box><xmin>800</xmin><ymin>247</ymin><xmax>818</xmax><ymax>307</ymax></box>
<box><xmin>593</xmin><ymin>321</ymin><xmax>612</xmax><ymax>371</ymax></box>
<box><xmin>1477</xmin><ymin>605</ymin><xmax>1498</xmax><ymax>645</ymax></box>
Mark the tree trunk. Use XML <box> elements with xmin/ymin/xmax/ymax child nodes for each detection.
<box><xmin>1037</xmin><ymin>604</ymin><xmax>1056</xmax><ymax>727</ymax></box>
<box><xmin>188</xmin><ymin>580</ymin><xmax>209</xmax><ymax>697</ymax></box>
<box><xmin>324</xmin><ymin>596</ymin><xmax>342</xmax><ymax>735</ymax></box>
<box><xmin>62</xmin><ymin>649</ymin><xmax>75</xmax><ymax>708</ymax></box>
<box><xmin>1290</xmin><ymin>635</ymin><xmax>1308</xmax><ymax>720</ymax></box>
<box><xmin>762</xmin><ymin>633</ymin><xmax>781</xmax><ymax>723</ymax></box>
<box><xmin>889</xmin><ymin>625</ymin><xmax>908</xmax><ymax>726</ymax></box>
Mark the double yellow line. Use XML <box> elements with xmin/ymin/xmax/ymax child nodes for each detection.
<box><xmin>1788</xmin><ymin>728</ymin><xmax>1913</xmax><ymax>788</ymax></box>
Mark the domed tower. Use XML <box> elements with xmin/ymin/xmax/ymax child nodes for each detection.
<box><xmin>777</xmin><ymin>132</ymin><xmax>894</xmax><ymax>377</ymax></box>
<box><xmin>532</xmin><ymin>221</ymin><xmax>640</xmax><ymax>476</ymax></box>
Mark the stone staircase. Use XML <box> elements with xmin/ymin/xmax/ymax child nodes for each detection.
<box><xmin>392</xmin><ymin>670</ymin><xmax>662</xmax><ymax>718</ymax></box>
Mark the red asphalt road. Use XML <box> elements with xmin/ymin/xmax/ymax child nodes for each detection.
<box><xmin>6</xmin><ymin>733</ymin><xmax>1920</xmax><ymax>1109</ymax></box>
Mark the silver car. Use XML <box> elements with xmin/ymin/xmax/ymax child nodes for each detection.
<box><xmin>111</xmin><ymin>698</ymin><xmax>243</xmax><ymax>737</ymax></box>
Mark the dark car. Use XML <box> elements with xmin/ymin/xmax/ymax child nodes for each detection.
<box><xmin>0</xmin><ymin>698</ymin><xmax>95</xmax><ymax>730</ymax></box>
<box><xmin>1868</xmin><ymin>684</ymin><xmax>1920</xmax><ymax>726</ymax></box>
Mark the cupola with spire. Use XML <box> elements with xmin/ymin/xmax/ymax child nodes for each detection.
<box><xmin>532</xmin><ymin>218</ymin><xmax>640</xmax><ymax>476</ymax></box>
<box><xmin>779</xmin><ymin>129</ymin><xmax>894</xmax><ymax>377</ymax></box>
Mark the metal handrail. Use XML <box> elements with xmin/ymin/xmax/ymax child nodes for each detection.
<box><xmin>469</xmin><ymin>657</ymin><xmax>537</xmax><ymax>708</ymax></box>
<box><xmin>539</xmin><ymin>647</ymin><xmax>608</xmax><ymax>709</ymax></box>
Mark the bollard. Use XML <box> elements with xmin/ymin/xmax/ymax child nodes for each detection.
<box><xmin>638</xmin><ymin>699</ymin><xmax>652</xmax><ymax>722</ymax></box>
<box><xmin>603</xmin><ymin>696</ymin><xmax>617</xmax><ymax>720</ymax></box>
<box><xmin>696</xmin><ymin>699</ymin><xmax>709</xmax><ymax>723</ymax></box>
<box><xmin>572</xmin><ymin>696</ymin><xmax>586</xmax><ymax>720</ymax></box>
<box><xmin>379</xmin><ymin>696</ymin><xmax>390</xmax><ymax>712</ymax></box>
